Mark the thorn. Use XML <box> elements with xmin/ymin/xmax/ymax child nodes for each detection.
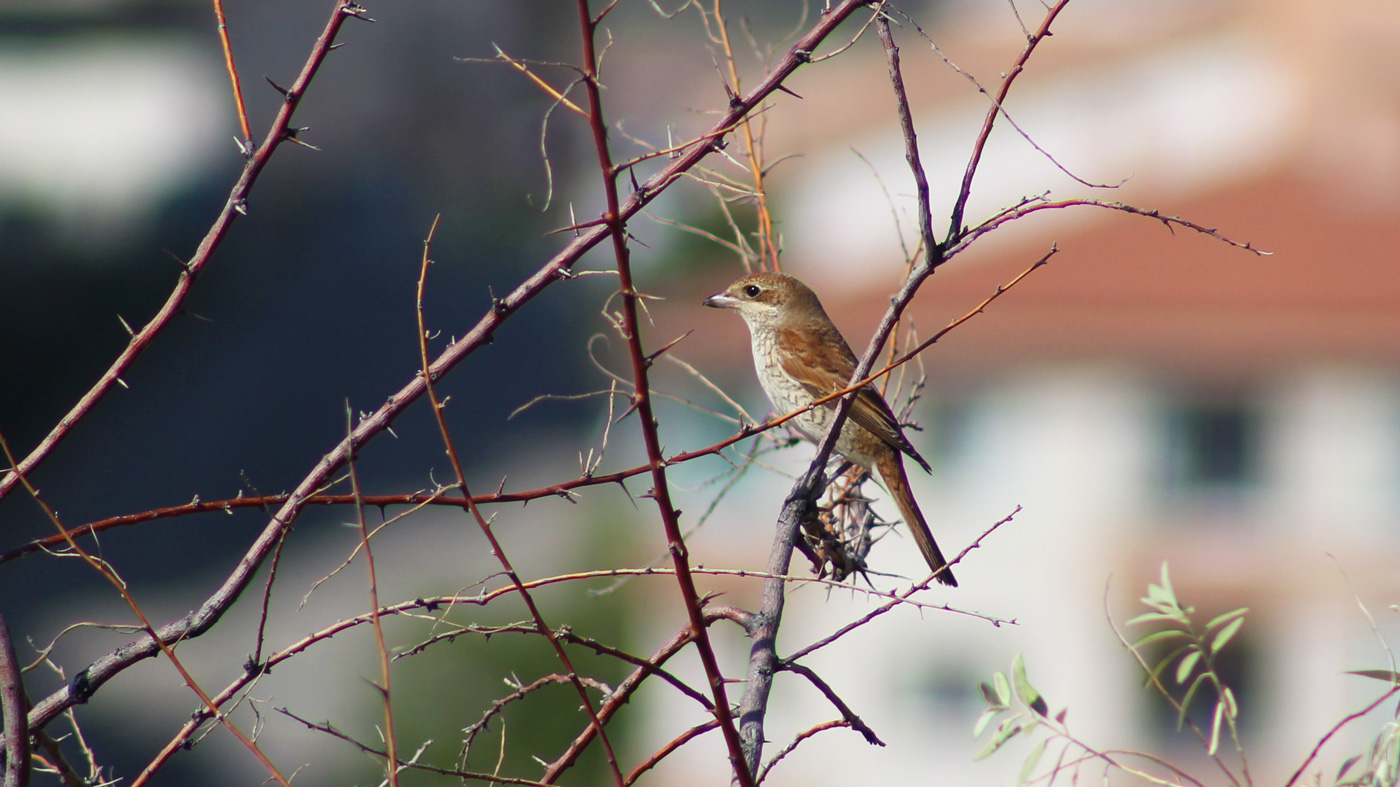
<box><xmin>117</xmin><ymin>314</ymin><xmax>134</xmax><ymax>336</ymax></box>
<box><xmin>233</xmin><ymin>198</ymin><xmax>248</xmax><ymax>216</ymax></box>
<box><xmin>264</xmin><ymin>75</ymin><xmax>290</xmax><ymax>97</ymax></box>
<box><xmin>285</xmin><ymin>127</ymin><xmax>320</xmax><ymax>151</ymax></box>
<box><xmin>342</xmin><ymin>3</ymin><xmax>376</xmax><ymax>22</ymax></box>
<box><xmin>164</xmin><ymin>249</ymin><xmax>192</xmax><ymax>274</ymax></box>
<box><xmin>644</xmin><ymin>329</ymin><xmax>693</xmax><ymax>365</ymax></box>
<box><xmin>328</xmin><ymin>42</ymin><xmax>346</xmax><ymax>51</ymax></box>
<box><xmin>233</xmin><ymin>136</ymin><xmax>250</xmax><ymax>157</ymax></box>
<box><xmin>617</xmin><ymin>397</ymin><xmax>640</xmax><ymax>422</ymax></box>
<box><xmin>775</xmin><ymin>83</ymin><xmax>803</xmax><ymax>100</ymax></box>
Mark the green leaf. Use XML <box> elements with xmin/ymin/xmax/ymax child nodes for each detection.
<box><xmin>1012</xmin><ymin>654</ymin><xmax>1049</xmax><ymax>717</ymax></box>
<box><xmin>1131</xmin><ymin>629</ymin><xmax>1190</xmax><ymax>649</ymax></box>
<box><xmin>1174</xmin><ymin>648</ymin><xmax>1202</xmax><ymax>685</ymax></box>
<box><xmin>993</xmin><ymin>671</ymin><xmax>1012</xmax><ymax>706</ymax></box>
<box><xmin>1221</xmin><ymin>685</ymin><xmax>1238</xmax><ymax>719</ymax></box>
<box><xmin>1138</xmin><ymin>593</ymin><xmax>1171</xmax><ymax>613</ymax></box>
<box><xmin>979</xmin><ymin>681</ymin><xmax>1008</xmax><ymax>709</ymax></box>
<box><xmin>1178</xmin><ymin>673</ymin><xmax>1209</xmax><ymax>730</ymax></box>
<box><xmin>1208</xmin><ymin>698</ymin><xmax>1224</xmax><ymax>755</ymax></box>
<box><xmin>1019</xmin><ymin>738</ymin><xmax>1047</xmax><ymax>784</ymax></box>
<box><xmin>973</xmin><ymin>707</ymin><xmax>1003</xmax><ymax>738</ymax></box>
<box><xmin>1126</xmin><ymin>611</ymin><xmax>1185</xmax><ymax>627</ymax></box>
<box><xmin>1146</xmin><ymin>644</ymin><xmax>1193</xmax><ymax>685</ymax></box>
<box><xmin>974</xmin><ymin>717</ymin><xmax>1025</xmax><ymax>761</ymax></box>
<box><xmin>1211</xmin><ymin>616</ymin><xmax>1245</xmax><ymax>654</ymax></box>
<box><xmin>1205</xmin><ymin>607</ymin><xmax>1248</xmax><ymax>631</ymax></box>
<box><xmin>1346</xmin><ymin>669</ymin><xmax>1400</xmax><ymax>684</ymax></box>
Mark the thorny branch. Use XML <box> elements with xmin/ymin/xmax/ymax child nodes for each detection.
<box><xmin>1</xmin><ymin>1</ymin><xmax>1282</xmax><ymax>783</ymax></box>
<box><xmin>737</xmin><ymin>0</ymin><xmax>1085</xmax><ymax>772</ymax></box>
<box><xmin>574</xmin><ymin>0</ymin><xmax>751</xmax><ymax>781</ymax></box>
<box><xmin>0</xmin><ymin>610</ymin><xmax>27</xmax><ymax>787</ymax></box>
<box><xmin>19</xmin><ymin>0</ymin><xmax>877</xmax><ymax>738</ymax></box>
<box><xmin>418</xmin><ymin>213</ymin><xmax>624</xmax><ymax>784</ymax></box>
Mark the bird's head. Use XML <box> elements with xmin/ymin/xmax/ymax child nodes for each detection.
<box><xmin>703</xmin><ymin>272</ymin><xmax>825</xmax><ymax>330</ymax></box>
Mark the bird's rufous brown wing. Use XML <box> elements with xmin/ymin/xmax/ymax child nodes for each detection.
<box><xmin>774</xmin><ymin>327</ymin><xmax>929</xmax><ymax>472</ymax></box>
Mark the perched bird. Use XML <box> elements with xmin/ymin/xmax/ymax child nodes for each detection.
<box><xmin>704</xmin><ymin>271</ymin><xmax>956</xmax><ymax>586</ymax></box>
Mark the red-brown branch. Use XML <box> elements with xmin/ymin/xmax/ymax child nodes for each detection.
<box><xmin>18</xmin><ymin>0</ymin><xmax>889</xmax><ymax>738</ymax></box>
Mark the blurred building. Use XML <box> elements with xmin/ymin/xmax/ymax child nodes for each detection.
<box><xmin>670</xmin><ymin>0</ymin><xmax>1400</xmax><ymax>783</ymax></box>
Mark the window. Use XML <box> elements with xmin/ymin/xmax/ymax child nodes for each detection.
<box><xmin>1161</xmin><ymin>400</ymin><xmax>1260</xmax><ymax>504</ymax></box>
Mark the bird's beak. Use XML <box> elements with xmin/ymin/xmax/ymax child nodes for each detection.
<box><xmin>704</xmin><ymin>291</ymin><xmax>738</xmax><ymax>309</ymax></box>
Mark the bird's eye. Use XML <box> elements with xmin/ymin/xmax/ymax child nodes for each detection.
<box><xmin>743</xmin><ymin>284</ymin><xmax>761</xmax><ymax>298</ymax></box>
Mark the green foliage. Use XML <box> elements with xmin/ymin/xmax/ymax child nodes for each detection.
<box><xmin>1126</xmin><ymin>562</ymin><xmax>1246</xmax><ymax>756</ymax></box>
<box><xmin>1336</xmin><ymin>671</ymin><xmax>1400</xmax><ymax>787</ymax></box>
<box><xmin>972</xmin><ymin>563</ymin><xmax>1400</xmax><ymax>786</ymax></box>
<box><xmin>973</xmin><ymin>653</ymin><xmax>1060</xmax><ymax>781</ymax></box>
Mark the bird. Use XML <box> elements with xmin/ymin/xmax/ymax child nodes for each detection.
<box><xmin>704</xmin><ymin>271</ymin><xmax>956</xmax><ymax>587</ymax></box>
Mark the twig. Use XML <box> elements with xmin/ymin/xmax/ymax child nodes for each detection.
<box><xmin>0</xmin><ymin>609</ymin><xmax>28</xmax><ymax>787</ymax></box>
<box><xmin>16</xmin><ymin>0</ymin><xmax>902</xmax><ymax>737</ymax></box>
<box><xmin>787</xmin><ymin>508</ymin><xmax>1021</xmax><ymax>663</ymax></box>
<box><xmin>1283</xmin><ymin>685</ymin><xmax>1400</xmax><ymax>787</ymax></box>
<box><xmin>575</xmin><ymin>0</ymin><xmax>757</xmax><ymax>782</ymax></box>
<box><xmin>416</xmin><ymin>214</ymin><xmax>624</xmax><ymax>785</ymax></box>
<box><xmin>951</xmin><ymin>197</ymin><xmax>1269</xmax><ymax>257</ymax></box>
<box><xmin>947</xmin><ymin>0</ymin><xmax>1072</xmax><ymax>240</ymax></box>
<box><xmin>541</xmin><ymin>620</ymin><xmax>704</xmax><ymax>782</ymax></box>
<box><xmin>623</xmin><ymin>721</ymin><xmax>720</xmax><ymax>786</ymax></box>
<box><xmin>211</xmin><ymin>0</ymin><xmax>252</xmax><ymax>143</ymax></box>
<box><xmin>712</xmin><ymin>0</ymin><xmax>779</xmax><ymax>270</ymax></box>
<box><xmin>278</xmin><ymin>708</ymin><xmax>554</xmax><ymax>786</ymax></box>
<box><xmin>779</xmin><ymin>661</ymin><xmax>883</xmax><ymax>746</ymax></box>
<box><xmin>345</xmin><ymin>404</ymin><xmax>399</xmax><ymax>787</ymax></box>
<box><xmin>399</xmin><ymin>623</ymin><xmax>710</xmax><ymax>709</ymax></box>
<box><xmin>0</xmin><ymin>430</ymin><xmax>293</xmax><ymax>787</ymax></box>
<box><xmin>755</xmin><ymin>720</ymin><xmax>852</xmax><ymax>784</ymax></box>
<box><xmin>876</xmin><ymin>12</ymin><xmax>938</xmax><ymax>262</ymax></box>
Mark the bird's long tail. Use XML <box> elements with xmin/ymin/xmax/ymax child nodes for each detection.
<box><xmin>875</xmin><ymin>451</ymin><xmax>957</xmax><ymax>587</ymax></box>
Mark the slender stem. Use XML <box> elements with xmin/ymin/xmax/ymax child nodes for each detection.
<box><xmin>212</xmin><ymin>0</ymin><xmax>253</xmax><ymax>142</ymax></box>
<box><xmin>575</xmin><ymin>0</ymin><xmax>751</xmax><ymax>782</ymax></box>
<box><xmin>947</xmin><ymin>0</ymin><xmax>1071</xmax><ymax>239</ymax></box>
<box><xmin>416</xmin><ymin>217</ymin><xmax>624</xmax><ymax>785</ymax></box>
<box><xmin>18</xmin><ymin>0</ymin><xmax>875</xmax><ymax>736</ymax></box>
<box><xmin>0</xmin><ymin>609</ymin><xmax>28</xmax><ymax>787</ymax></box>
<box><xmin>0</xmin><ymin>431</ymin><xmax>293</xmax><ymax>787</ymax></box>
<box><xmin>345</xmin><ymin>407</ymin><xmax>399</xmax><ymax>787</ymax></box>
